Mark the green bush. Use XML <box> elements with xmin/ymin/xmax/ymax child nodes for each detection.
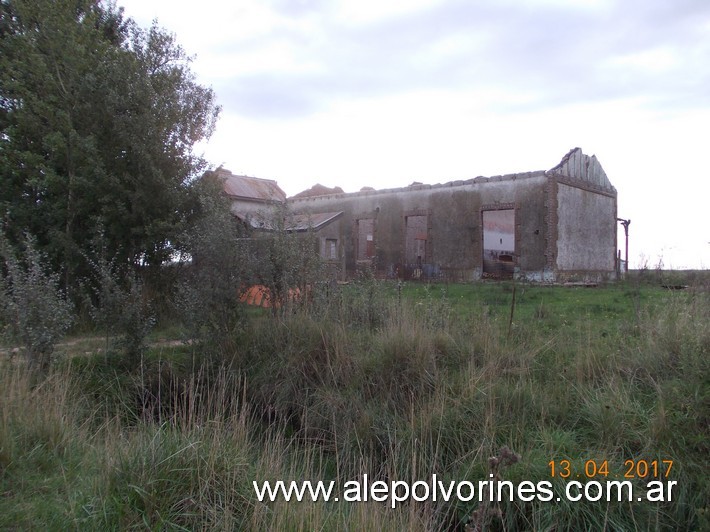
<box><xmin>0</xmin><ymin>234</ymin><xmax>73</xmax><ymax>370</ymax></box>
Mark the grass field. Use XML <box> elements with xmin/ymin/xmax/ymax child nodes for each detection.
<box><xmin>1</xmin><ymin>275</ymin><xmax>708</xmax><ymax>530</ymax></box>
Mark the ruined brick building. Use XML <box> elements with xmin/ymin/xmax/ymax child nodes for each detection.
<box><xmin>210</xmin><ymin>148</ymin><xmax>619</xmax><ymax>282</ymax></box>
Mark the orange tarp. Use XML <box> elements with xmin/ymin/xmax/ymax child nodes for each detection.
<box><xmin>238</xmin><ymin>285</ymin><xmax>302</xmax><ymax>308</ymax></box>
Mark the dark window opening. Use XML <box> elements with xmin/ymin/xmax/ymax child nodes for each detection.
<box><xmin>357</xmin><ymin>219</ymin><xmax>375</xmax><ymax>260</ymax></box>
<box><xmin>405</xmin><ymin>215</ymin><xmax>429</xmax><ymax>279</ymax></box>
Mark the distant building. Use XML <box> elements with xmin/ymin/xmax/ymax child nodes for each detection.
<box><xmin>203</xmin><ymin>166</ymin><xmax>286</xmax><ymax>229</ymax></box>
<box><xmin>211</xmin><ymin>148</ymin><xmax>619</xmax><ymax>282</ymax></box>
<box><xmin>291</xmin><ymin>183</ymin><xmax>345</xmax><ymax>199</ymax></box>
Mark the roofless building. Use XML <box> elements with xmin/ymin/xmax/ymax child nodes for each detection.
<box><xmin>211</xmin><ymin>148</ymin><xmax>619</xmax><ymax>282</ymax></box>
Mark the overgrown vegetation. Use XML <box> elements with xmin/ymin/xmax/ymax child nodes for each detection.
<box><xmin>1</xmin><ymin>275</ymin><xmax>708</xmax><ymax>530</ymax></box>
<box><xmin>83</xmin><ymin>233</ymin><xmax>156</xmax><ymax>364</ymax></box>
<box><xmin>174</xmin><ymin>178</ymin><xmax>251</xmax><ymax>353</ymax></box>
<box><xmin>0</xmin><ymin>0</ymin><xmax>220</xmax><ymax>294</ymax></box>
<box><xmin>1</xmin><ymin>2</ymin><xmax>707</xmax><ymax>530</ymax></box>
<box><xmin>0</xmin><ymin>234</ymin><xmax>73</xmax><ymax>371</ymax></box>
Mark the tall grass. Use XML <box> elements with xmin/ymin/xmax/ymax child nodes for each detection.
<box><xmin>1</xmin><ymin>277</ymin><xmax>707</xmax><ymax>530</ymax></box>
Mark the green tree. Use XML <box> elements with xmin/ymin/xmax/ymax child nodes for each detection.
<box><xmin>0</xmin><ymin>0</ymin><xmax>220</xmax><ymax>294</ymax></box>
<box><xmin>175</xmin><ymin>178</ymin><xmax>252</xmax><ymax>352</ymax></box>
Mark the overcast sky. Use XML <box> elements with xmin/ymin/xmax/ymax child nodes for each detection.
<box><xmin>118</xmin><ymin>0</ymin><xmax>710</xmax><ymax>269</ymax></box>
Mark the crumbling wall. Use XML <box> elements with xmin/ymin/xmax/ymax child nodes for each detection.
<box><xmin>288</xmin><ymin>173</ymin><xmax>549</xmax><ymax>280</ymax></box>
<box><xmin>548</xmin><ymin>148</ymin><xmax>618</xmax><ymax>280</ymax></box>
<box><xmin>555</xmin><ymin>183</ymin><xmax>616</xmax><ymax>274</ymax></box>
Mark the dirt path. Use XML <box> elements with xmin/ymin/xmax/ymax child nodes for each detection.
<box><xmin>0</xmin><ymin>337</ymin><xmax>187</xmax><ymax>358</ymax></box>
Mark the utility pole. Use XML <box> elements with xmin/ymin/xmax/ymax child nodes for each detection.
<box><xmin>617</xmin><ymin>218</ymin><xmax>630</xmax><ymax>274</ymax></box>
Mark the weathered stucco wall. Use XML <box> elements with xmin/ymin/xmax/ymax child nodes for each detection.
<box><xmin>556</xmin><ymin>183</ymin><xmax>616</xmax><ymax>273</ymax></box>
<box><xmin>288</xmin><ymin>173</ymin><xmax>549</xmax><ymax>280</ymax></box>
<box><xmin>229</xmin><ymin>199</ymin><xmax>273</xmax><ymax>220</ymax></box>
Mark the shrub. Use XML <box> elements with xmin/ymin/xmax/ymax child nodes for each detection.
<box><xmin>0</xmin><ymin>234</ymin><xmax>73</xmax><ymax>371</ymax></box>
<box><xmin>253</xmin><ymin>204</ymin><xmax>325</xmax><ymax>315</ymax></box>
<box><xmin>83</xmin><ymin>234</ymin><xmax>156</xmax><ymax>364</ymax></box>
<box><xmin>175</xmin><ymin>180</ymin><xmax>252</xmax><ymax>352</ymax></box>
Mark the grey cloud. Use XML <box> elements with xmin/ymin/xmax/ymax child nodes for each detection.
<box><xmin>217</xmin><ymin>0</ymin><xmax>710</xmax><ymax>118</ymax></box>
<box><xmin>214</xmin><ymin>75</ymin><xmax>322</xmax><ymax>119</ymax></box>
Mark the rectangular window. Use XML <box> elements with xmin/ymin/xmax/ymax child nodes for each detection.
<box><xmin>324</xmin><ymin>238</ymin><xmax>338</xmax><ymax>260</ymax></box>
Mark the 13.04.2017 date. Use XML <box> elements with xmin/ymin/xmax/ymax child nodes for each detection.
<box><xmin>548</xmin><ymin>459</ymin><xmax>673</xmax><ymax>479</ymax></box>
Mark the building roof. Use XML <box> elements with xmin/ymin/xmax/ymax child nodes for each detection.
<box><xmin>240</xmin><ymin>210</ymin><xmax>343</xmax><ymax>232</ymax></box>
<box><xmin>288</xmin><ymin>211</ymin><xmax>343</xmax><ymax>231</ymax></box>
<box><xmin>207</xmin><ymin>167</ymin><xmax>286</xmax><ymax>203</ymax></box>
<box><xmin>291</xmin><ymin>183</ymin><xmax>345</xmax><ymax>199</ymax></box>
